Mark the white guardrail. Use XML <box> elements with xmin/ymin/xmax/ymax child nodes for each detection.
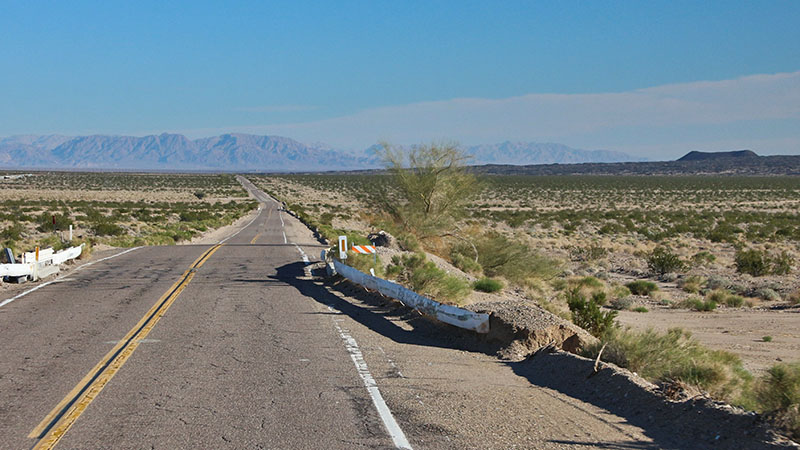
<box><xmin>0</xmin><ymin>244</ymin><xmax>83</xmax><ymax>281</ymax></box>
<box><xmin>331</xmin><ymin>259</ymin><xmax>490</xmax><ymax>334</ymax></box>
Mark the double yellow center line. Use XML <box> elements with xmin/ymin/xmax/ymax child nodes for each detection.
<box><xmin>29</xmin><ymin>244</ymin><xmax>224</xmax><ymax>449</ymax></box>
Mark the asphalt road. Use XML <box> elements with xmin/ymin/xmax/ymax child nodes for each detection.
<box><xmin>0</xmin><ymin>178</ymin><xmax>707</xmax><ymax>449</ymax></box>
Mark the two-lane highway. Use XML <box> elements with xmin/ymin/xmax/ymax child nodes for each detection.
<box><xmin>0</xmin><ymin>182</ymin><xmax>405</xmax><ymax>449</ymax></box>
<box><xmin>1</xmin><ymin>179</ymin><xmax>682</xmax><ymax>449</ymax></box>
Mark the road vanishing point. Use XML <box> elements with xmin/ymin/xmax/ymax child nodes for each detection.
<box><xmin>1</xmin><ymin>178</ymin><xmax>683</xmax><ymax>449</ymax></box>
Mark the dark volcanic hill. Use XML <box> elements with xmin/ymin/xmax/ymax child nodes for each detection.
<box><xmin>678</xmin><ymin>150</ymin><xmax>759</xmax><ymax>161</ymax></box>
<box><xmin>469</xmin><ymin>153</ymin><xmax>800</xmax><ymax>176</ymax></box>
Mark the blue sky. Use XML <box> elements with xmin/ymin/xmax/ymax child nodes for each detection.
<box><xmin>1</xmin><ymin>1</ymin><xmax>799</xmax><ymax>158</ymax></box>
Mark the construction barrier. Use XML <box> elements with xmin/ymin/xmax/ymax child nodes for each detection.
<box><xmin>351</xmin><ymin>245</ymin><xmax>376</xmax><ymax>254</ymax></box>
<box><xmin>331</xmin><ymin>259</ymin><xmax>489</xmax><ymax>333</ymax></box>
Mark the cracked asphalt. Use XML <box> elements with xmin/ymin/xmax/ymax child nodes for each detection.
<box><xmin>0</xmin><ymin>178</ymin><xmax>733</xmax><ymax>449</ymax></box>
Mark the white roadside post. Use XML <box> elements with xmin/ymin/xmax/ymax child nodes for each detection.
<box><xmin>338</xmin><ymin>235</ymin><xmax>348</xmax><ymax>260</ymax></box>
<box><xmin>69</xmin><ymin>224</ymin><xmax>73</xmax><ymax>241</ymax></box>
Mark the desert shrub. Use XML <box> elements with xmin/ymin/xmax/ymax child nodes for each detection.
<box><xmin>319</xmin><ymin>212</ymin><xmax>335</xmax><ymax>225</ymax></box>
<box><xmin>347</xmin><ymin>252</ymin><xmax>385</xmax><ymax>277</ymax></box>
<box><xmin>706</xmin><ymin>275</ymin><xmax>730</xmax><ymax>290</ymax></box>
<box><xmin>569</xmin><ymin>244</ymin><xmax>607</xmax><ymax>261</ymax></box>
<box><xmin>626</xmin><ymin>280</ymin><xmax>659</xmax><ymax>296</ymax></box>
<box><xmin>36</xmin><ymin>212</ymin><xmax>73</xmax><ymax>232</ymax></box>
<box><xmin>755</xmin><ymin>288</ymin><xmax>781</xmax><ymax>302</ymax></box>
<box><xmin>771</xmin><ymin>251</ymin><xmax>794</xmax><ymax>275</ymax></box>
<box><xmin>460</xmin><ymin>232</ymin><xmax>561</xmax><ymax>284</ymax></box>
<box><xmin>754</xmin><ymin>362</ymin><xmax>800</xmax><ymax>440</ymax></box>
<box><xmin>386</xmin><ymin>253</ymin><xmax>470</xmax><ymax>304</ymax></box>
<box><xmin>449</xmin><ymin>250</ymin><xmax>483</xmax><ymax>274</ymax></box>
<box><xmin>692</xmin><ymin>251</ymin><xmax>717</xmax><ymax>266</ymax></box>
<box><xmin>632</xmin><ymin>306</ymin><xmax>649</xmax><ymax>313</ymax></box>
<box><xmin>193</xmin><ymin>191</ymin><xmax>206</xmax><ymax>199</ymax></box>
<box><xmin>473</xmin><ymin>278</ymin><xmax>503</xmax><ymax>293</ymax></box>
<box><xmin>679</xmin><ymin>275</ymin><xmax>706</xmax><ymax>294</ymax></box>
<box><xmin>609</xmin><ymin>284</ymin><xmax>631</xmax><ymax>299</ymax></box>
<box><xmin>582</xmin><ymin>328</ymin><xmax>752</xmax><ymax>403</ymax></box>
<box><xmin>647</xmin><ymin>246</ymin><xmax>686</xmax><ymax>275</ymax></box>
<box><xmin>91</xmin><ymin>222</ymin><xmax>125</xmax><ymax>236</ymax></box>
<box><xmin>608</xmin><ymin>297</ymin><xmax>634</xmax><ymax>310</ymax></box>
<box><xmin>1</xmin><ymin>222</ymin><xmax>23</xmax><ymax>241</ymax></box>
<box><xmin>788</xmin><ymin>290</ymin><xmax>800</xmax><ymax>305</ymax></box>
<box><xmin>762</xmin><ymin>336</ymin><xmax>773</xmax><ymax>342</ymax></box>
<box><xmin>735</xmin><ymin>249</ymin><xmax>770</xmax><ymax>277</ymax></box>
<box><xmin>724</xmin><ymin>294</ymin><xmax>745</xmax><ymax>308</ymax></box>
<box><xmin>681</xmin><ymin>296</ymin><xmax>717</xmax><ymax>312</ymax></box>
<box><xmin>567</xmin><ymin>288</ymin><xmax>617</xmax><ymax>338</ymax></box>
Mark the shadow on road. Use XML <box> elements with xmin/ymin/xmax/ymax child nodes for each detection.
<box><xmin>273</xmin><ymin>261</ymin><xmax>788</xmax><ymax>450</ymax></box>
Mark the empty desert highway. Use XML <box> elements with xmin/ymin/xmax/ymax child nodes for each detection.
<box><xmin>1</xmin><ymin>178</ymin><xmax>723</xmax><ymax>449</ymax></box>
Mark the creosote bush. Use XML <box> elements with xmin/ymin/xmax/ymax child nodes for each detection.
<box><xmin>647</xmin><ymin>246</ymin><xmax>686</xmax><ymax>275</ymax></box>
<box><xmin>567</xmin><ymin>288</ymin><xmax>617</xmax><ymax>338</ymax></box>
<box><xmin>735</xmin><ymin>248</ymin><xmax>793</xmax><ymax>277</ymax></box>
<box><xmin>626</xmin><ymin>280</ymin><xmax>659</xmax><ymax>296</ymax></box>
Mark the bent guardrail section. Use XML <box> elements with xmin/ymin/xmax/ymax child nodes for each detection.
<box><xmin>331</xmin><ymin>259</ymin><xmax>490</xmax><ymax>334</ymax></box>
<box><xmin>1</xmin><ymin>244</ymin><xmax>84</xmax><ymax>281</ymax></box>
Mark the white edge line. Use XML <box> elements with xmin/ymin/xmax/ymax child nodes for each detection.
<box><xmin>283</xmin><ymin>231</ymin><xmax>287</xmax><ymax>244</ymax></box>
<box><xmin>219</xmin><ymin>206</ymin><xmax>263</xmax><ymax>244</ymax></box>
<box><xmin>0</xmin><ymin>246</ymin><xmax>141</xmax><ymax>308</ymax></box>
<box><xmin>330</xmin><ymin>307</ymin><xmax>412</xmax><ymax>450</ymax></box>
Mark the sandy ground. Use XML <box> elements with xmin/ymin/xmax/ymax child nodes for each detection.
<box><xmin>617</xmin><ymin>307</ymin><xmax>800</xmax><ymax>375</ymax></box>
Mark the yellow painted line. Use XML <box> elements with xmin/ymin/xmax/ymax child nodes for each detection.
<box><xmin>248</xmin><ymin>208</ymin><xmax>273</xmax><ymax>245</ymax></box>
<box><xmin>29</xmin><ymin>244</ymin><xmax>224</xmax><ymax>449</ymax></box>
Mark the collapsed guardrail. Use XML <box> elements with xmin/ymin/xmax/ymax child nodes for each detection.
<box><xmin>328</xmin><ymin>257</ymin><xmax>490</xmax><ymax>334</ymax></box>
<box><xmin>0</xmin><ymin>244</ymin><xmax>84</xmax><ymax>282</ymax></box>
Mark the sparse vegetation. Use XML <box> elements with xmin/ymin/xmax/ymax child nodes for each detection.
<box><xmin>566</xmin><ymin>288</ymin><xmax>617</xmax><ymax>338</ymax></box>
<box><xmin>386</xmin><ymin>253</ymin><xmax>471</xmax><ymax>304</ymax></box>
<box><xmin>583</xmin><ymin>328</ymin><xmax>753</xmax><ymax>403</ymax></box>
<box><xmin>753</xmin><ymin>362</ymin><xmax>800</xmax><ymax>440</ymax></box>
<box><xmin>472</xmin><ymin>278</ymin><xmax>504</xmax><ymax>293</ymax></box>
<box><xmin>647</xmin><ymin>246</ymin><xmax>686</xmax><ymax>274</ymax></box>
<box><xmin>626</xmin><ymin>280</ymin><xmax>659</xmax><ymax>296</ymax></box>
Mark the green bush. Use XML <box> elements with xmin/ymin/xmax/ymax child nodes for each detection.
<box><xmin>681</xmin><ymin>296</ymin><xmax>717</xmax><ymax>312</ymax></box>
<box><xmin>386</xmin><ymin>253</ymin><xmax>470</xmax><ymax>304</ymax></box>
<box><xmin>762</xmin><ymin>336</ymin><xmax>773</xmax><ymax>342</ymax></box>
<box><xmin>582</xmin><ymin>328</ymin><xmax>752</xmax><ymax>403</ymax></box>
<box><xmin>692</xmin><ymin>251</ymin><xmax>717</xmax><ymax>266</ymax></box>
<box><xmin>473</xmin><ymin>278</ymin><xmax>503</xmax><ymax>293</ymax></box>
<box><xmin>91</xmin><ymin>222</ymin><xmax>125</xmax><ymax>236</ymax></box>
<box><xmin>454</xmin><ymin>232</ymin><xmax>561</xmax><ymax>284</ymax></box>
<box><xmin>772</xmin><ymin>251</ymin><xmax>794</xmax><ymax>275</ymax></box>
<box><xmin>735</xmin><ymin>249</ymin><xmax>770</xmax><ymax>277</ymax></box>
<box><xmin>754</xmin><ymin>362</ymin><xmax>800</xmax><ymax>440</ymax></box>
<box><xmin>647</xmin><ymin>247</ymin><xmax>686</xmax><ymax>274</ymax></box>
<box><xmin>679</xmin><ymin>275</ymin><xmax>706</xmax><ymax>294</ymax></box>
<box><xmin>626</xmin><ymin>280</ymin><xmax>659</xmax><ymax>296</ymax></box>
<box><xmin>632</xmin><ymin>306</ymin><xmax>649</xmax><ymax>313</ymax></box>
<box><xmin>567</xmin><ymin>288</ymin><xmax>617</xmax><ymax>338</ymax></box>
<box><xmin>36</xmin><ymin>212</ymin><xmax>73</xmax><ymax>232</ymax></box>
<box><xmin>1</xmin><ymin>222</ymin><xmax>23</xmax><ymax>241</ymax></box>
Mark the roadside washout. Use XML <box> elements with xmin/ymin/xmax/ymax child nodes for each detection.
<box><xmin>320</xmin><ymin>268</ymin><xmax>796</xmax><ymax>449</ymax></box>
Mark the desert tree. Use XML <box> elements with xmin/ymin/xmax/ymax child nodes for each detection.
<box><xmin>378</xmin><ymin>141</ymin><xmax>480</xmax><ymax>242</ymax></box>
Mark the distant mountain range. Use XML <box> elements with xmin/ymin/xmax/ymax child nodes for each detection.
<box><xmin>0</xmin><ymin>133</ymin><xmax>641</xmax><ymax>171</ymax></box>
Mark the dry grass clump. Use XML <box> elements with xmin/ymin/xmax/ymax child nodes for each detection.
<box><xmin>582</xmin><ymin>327</ymin><xmax>753</xmax><ymax>403</ymax></box>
